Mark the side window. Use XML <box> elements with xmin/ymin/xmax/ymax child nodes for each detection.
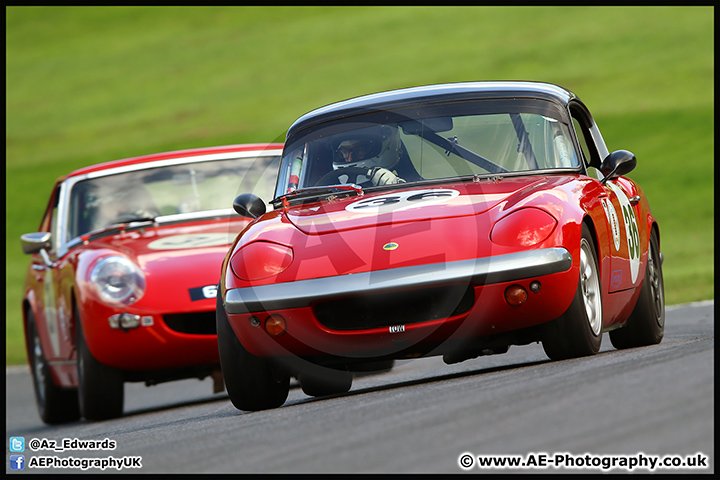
<box><xmin>68</xmin><ymin>182</ymin><xmax>93</xmax><ymax>239</ymax></box>
<box><xmin>570</xmin><ymin>104</ymin><xmax>603</xmax><ymax>179</ymax></box>
<box><xmin>51</xmin><ymin>194</ymin><xmax>61</xmax><ymax>253</ymax></box>
<box><xmin>572</xmin><ymin>117</ymin><xmax>592</xmax><ymax>167</ymax></box>
<box><xmin>39</xmin><ymin>185</ymin><xmax>61</xmax><ymax>254</ymax></box>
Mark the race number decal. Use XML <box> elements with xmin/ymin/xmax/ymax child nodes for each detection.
<box><xmin>607</xmin><ymin>183</ymin><xmax>640</xmax><ymax>283</ymax></box>
<box><xmin>148</xmin><ymin>233</ymin><xmax>231</xmax><ymax>250</ymax></box>
<box><xmin>345</xmin><ymin>188</ymin><xmax>460</xmax><ymax>214</ymax></box>
<box><xmin>189</xmin><ymin>285</ymin><xmax>217</xmax><ymax>301</ymax></box>
<box><xmin>600</xmin><ymin>198</ymin><xmax>621</xmax><ymax>251</ymax></box>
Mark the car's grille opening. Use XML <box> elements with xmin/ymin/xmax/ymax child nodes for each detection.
<box><xmin>314</xmin><ymin>283</ymin><xmax>475</xmax><ymax>331</ymax></box>
<box><xmin>162</xmin><ymin>311</ymin><xmax>216</xmax><ymax>335</ymax></box>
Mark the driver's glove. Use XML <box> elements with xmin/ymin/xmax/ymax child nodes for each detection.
<box><xmin>369</xmin><ymin>167</ymin><xmax>405</xmax><ymax>185</ymax></box>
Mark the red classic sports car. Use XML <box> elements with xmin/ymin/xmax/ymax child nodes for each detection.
<box><xmin>217</xmin><ymin>82</ymin><xmax>665</xmax><ymax>411</ymax></box>
<box><xmin>21</xmin><ymin>143</ymin><xmax>282</xmax><ymax>423</ymax></box>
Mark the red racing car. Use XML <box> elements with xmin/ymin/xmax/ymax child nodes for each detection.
<box><xmin>21</xmin><ymin>143</ymin><xmax>282</xmax><ymax>423</ymax></box>
<box><xmin>217</xmin><ymin>82</ymin><xmax>665</xmax><ymax>411</ymax></box>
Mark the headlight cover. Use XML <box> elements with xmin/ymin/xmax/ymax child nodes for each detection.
<box><xmin>230</xmin><ymin>241</ymin><xmax>294</xmax><ymax>281</ymax></box>
<box><xmin>90</xmin><ymin>256</ymin><xmax>146</xmax><ymax>306</ymax></box>
<box><xmin>490</xmin><ymin>207</ymin><xmax>558</xmax><ymax>247</ymax></box>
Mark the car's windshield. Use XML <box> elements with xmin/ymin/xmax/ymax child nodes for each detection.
<box><xmin>67</xmin><ymin>155</ymin><xmax>280</xmax><ymax>239</ymax></box>
<box><xmin>276</xmin><ymin>98</ymin><xmax>579</xmax><ymax>199</ymax></box>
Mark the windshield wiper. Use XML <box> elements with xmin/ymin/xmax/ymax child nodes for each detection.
<box><xmin>69</xmin><ymin>217</ymin><xmax>157</xmax><ymax>247</ymax></box>
<box><xmin>271</xmin><ymin>184</ymin><xmax>363</xmax><ymax>209</ymax></box>
<box><xmin>108</xmin><ymin>215</ymin><xmax>157</xmax><ymax>225</ymax></box>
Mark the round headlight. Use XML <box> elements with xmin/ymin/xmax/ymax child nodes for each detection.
<box><xmin>90</xmin><ymin>256</ymin><xmax>146</xmax><ymax>305</ymax></box>
<box><xmin>491</xmin><ymin>208</ymin><xmax>558</xmax><ymax>247</ymax></box>
<box><xmin>230</xmin><ymin>241</ymin><xmax>294</xmax><ymax>281</ymax></box>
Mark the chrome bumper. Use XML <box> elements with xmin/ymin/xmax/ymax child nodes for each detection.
<box><xmin>224</xmin><ymin>247</ymin><xmax>572</xmax><ymax>314</ymax></box>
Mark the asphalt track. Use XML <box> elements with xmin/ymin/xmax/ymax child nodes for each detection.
<box><xmin>5</xmin><ymin>301</ymin><xmax>714</xmax><ymax>474</ymax></box>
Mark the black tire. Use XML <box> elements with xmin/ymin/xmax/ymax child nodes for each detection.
<box><xmin>26</xmin><ymin>309</ymin><xmax>80</xmax><ymax>425</ymax></box>
<box><xmin>351</xmin><ymin>359</ymin><xmax>395</xmax><ymax>376</ymax></box>
<box><xmin>610</xmin><ymin>229</ymin><xmax>665</xmax><ymax>349</ymax></box>
<box><xmin>542</xmin><ymin>224</ymin><xmax>603</xmax><ymax>360</ymax></box>
<box><xmin>299</xmin><ymin>366</ymin><xmax>353</xmax><ymax>397</ymax></box>
<box><xmin>216</xmin><ymin>289</ymin><xmax>289</xmax><ymax>411</ymax></box>
<box><xmin>76</xmin><ymin>306</ymin><xmax>124</xmax><ymax>421</ymax></box>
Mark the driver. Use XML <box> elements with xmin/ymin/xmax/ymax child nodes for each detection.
<box><xmin>333</xmin><ymin>126</ymin><xmax>406</xmax><ymax>186</ymax></box>
<box><xmin>95</xmin><ymin>184</ymin><xmax>159</xmax><ymax>228</ymax></box>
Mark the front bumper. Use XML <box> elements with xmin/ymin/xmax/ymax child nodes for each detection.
<box><xmin>225</xmin><ymin>247</ymin><xmax>572</xmax><ymax>314</ymax></box>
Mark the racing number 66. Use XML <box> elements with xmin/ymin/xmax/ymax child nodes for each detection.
<box><xmin>347</xmin><ymin>189</ymin><xmax>459</xmax><ymax>212</ymax></box>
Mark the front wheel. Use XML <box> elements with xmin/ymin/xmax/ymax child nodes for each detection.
<box><xmin>609</xmin><ymin>229</ymin><xmax>665</xmax><ymax>349</ymax></box>
<box><xmin>76</xmin><ymin>306</ymin><xmax>124</xmax><ymax>421</ymax></box>
<box><xmin>542</xmin><ymin>224</ymin><xmax>603</xmax><ymax>360</ymax></box>
<box><xmin>26</xmin><ymin>309</ymin><xmax>80</xmax><ymax>424</ymax></box>
<box><xmin>216</xmin><ymin>289</ymin><xmax>289</xmax><ymax>411</ymax></box>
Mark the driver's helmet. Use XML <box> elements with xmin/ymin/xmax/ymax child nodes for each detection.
<box><xmin>333</xmin><ymin>125</ymin><xmax>401</xmax><ymax>171</ymax></box>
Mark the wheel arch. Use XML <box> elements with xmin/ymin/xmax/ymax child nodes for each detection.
<box><xmin>580</xmin><ymin>215</ymin><xmax>605</xmax><ymax>319</ymax></box>
<box><xmin>69</xmin><ymin>288</ymin><xmax>80</xmax><ymax>350</ymax></box>
<box><xmin>581</xmin><ymin>215</ymin><xmax>601</xmax><ymax>269</ymax></box>
<box><xmin>650</xmin><ymin>221</ymin><xmax>661</xmax><ymax>251</ymax></box>
<box><xmin>22</xmin><ymin>297</ymin><xmax>35</xmax><ymax>362</ymax></box>
<box><xmin>637</xmin><ymin>221</ymin><xmax>661</xmax><ymax>282</ymax></box>
<box><xmin>643</xmin><ymin>220</ymin><xmax>662</xmax><ymax>285</ymax></box>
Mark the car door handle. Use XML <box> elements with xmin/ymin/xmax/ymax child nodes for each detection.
<box><xmin>629</xmin><ymin>195</ymin><xmax>640</xmax><ymax>205</ymax></box>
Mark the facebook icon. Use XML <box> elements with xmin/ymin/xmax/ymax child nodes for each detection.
<box><xmin>9</xmin><ymin>455</ymin><xmax>25</xmax><ymax>470</ymax></box>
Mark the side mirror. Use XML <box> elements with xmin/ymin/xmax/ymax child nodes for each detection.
<box><xmin>233</xmin><ymin>193</ymin><xmax>266</xmax><ymax>219</ymax></box>
<box><xmin>21</xmin><ymin>232</ymin><xmax>54</xmax><ymax>267</ymax></box>
<box><xmin>21</xmin><ymin>232</ymin><xmax>52</xmax><ymax>255</ymax></box>
<box><xmin>599</xmin><ymin>150</ymin><xmax>636</xmax><ymax>184</ymax></box>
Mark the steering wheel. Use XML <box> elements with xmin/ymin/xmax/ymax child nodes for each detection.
<box><xmin>314</xmin><ymin>167</ymin><xmax>373</xmax><ymax>187</ymax></box>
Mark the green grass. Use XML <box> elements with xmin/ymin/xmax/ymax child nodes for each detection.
<box><xmin>6</xmin><ymin>6</ymin><xmax>713</xmax><ymax>365</ymax></box>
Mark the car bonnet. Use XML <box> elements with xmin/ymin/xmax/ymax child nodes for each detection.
<box><xmin>283</xmin><ymin>178</ymin><xmax>549</xmax><ymax>235</ymax></box>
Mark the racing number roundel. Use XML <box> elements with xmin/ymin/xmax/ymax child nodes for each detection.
<box><xmin>147</xmin><ymin>233</ymin><xmax>231</xmax><ymax>250</ymax></box>
<box><xmin>345</xmin><ymin>188</ymin><xmax>460</xmax><ymax>214</ymax></box>
<box><xmin>607</xmin><ymin>183</ymin><xmax>640</xmax><ymax>283</ymax></box>
<box><xmin>601</xmin><ymin>198</ymin><xmax>621</xmax><ymax>251</ymax></box>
